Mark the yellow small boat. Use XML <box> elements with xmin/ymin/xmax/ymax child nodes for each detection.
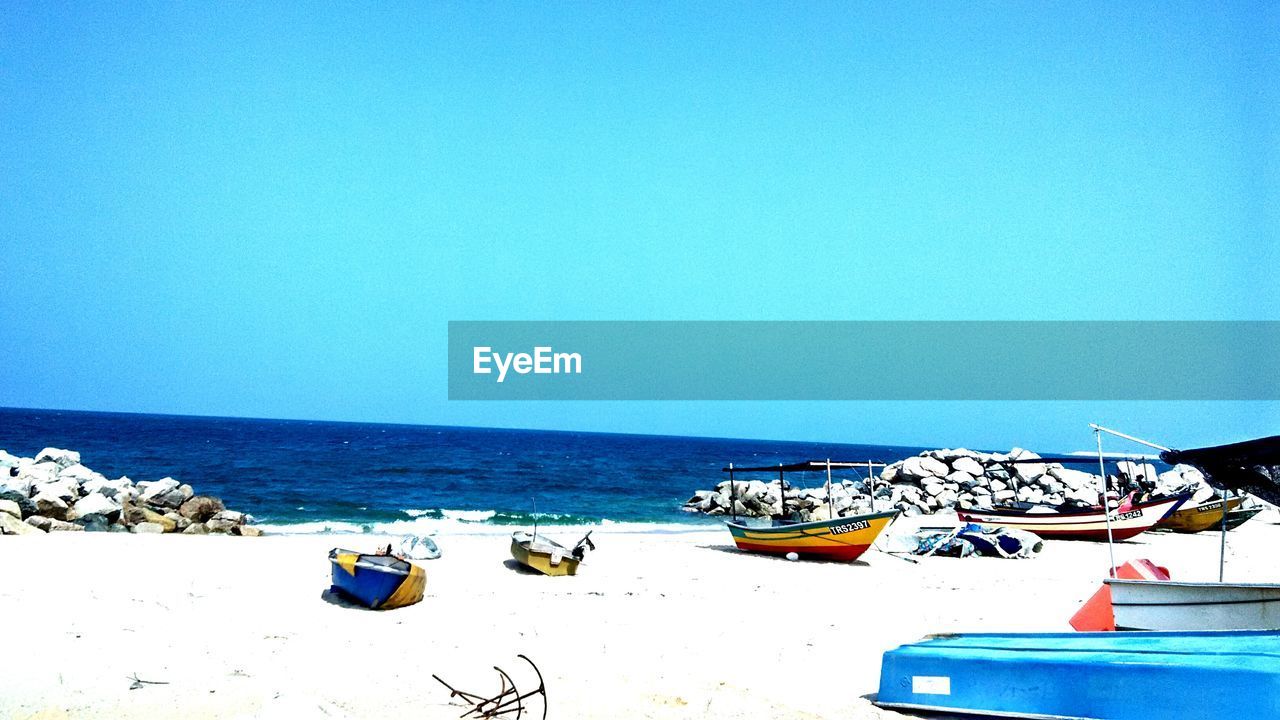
<box><xmin>1158</xmin><ymin>495</ymin><xmax>1248</xmax><ymax>533</ymax></box>
<box><xmin>510</xmin><ymin>530</ymin><xmax>595</xmax><ymax>576</ymax></box>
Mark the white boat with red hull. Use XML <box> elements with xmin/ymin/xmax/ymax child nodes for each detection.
<box><xmin>957</xmin><ymin>493</ymin><xmax>1190</xmax><ymax>541</ymax></box>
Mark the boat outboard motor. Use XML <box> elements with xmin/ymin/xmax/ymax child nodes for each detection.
<box><xmin>572</xmin><ymin>532</ymin><xmax>595</xmax><ymax>561</ymax></box>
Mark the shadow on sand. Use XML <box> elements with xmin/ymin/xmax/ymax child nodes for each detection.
<box><xmin>502</xmin><ymin>558</ymin><xmax>546</xmax><ymax>575</ymax></box>
<box><xmin>695</xmin><ymin>543</ymin><xmax>871</xmax><ymax>567</ymax></box>
<box><xmin>319</xmin><ymin>586</ymin><xmax>372</xmax><ymax>610</ymax></box>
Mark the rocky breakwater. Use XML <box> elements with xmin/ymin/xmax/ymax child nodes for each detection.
<box><xmin>0</xmin><ymin>447</ymin><xmax>260</xmax><ymax>536</ymax></box>
<box><xmin>683</xmin><ymin>448</ymin><xmax>1215</xmax><ymax>521</ymax></box>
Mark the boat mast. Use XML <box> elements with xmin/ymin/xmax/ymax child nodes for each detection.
<box><xmin>825</xmin><ymin>459</ymin><xmax>834</xmax><ymax>519</ymax></box>
<box><xmin>867</xmin><ymin>460</ymin><xmax>876</xmax><ymax>513</ymax></box>
<box><xmin>728</xmin><ymin>463</ymin><xmax>736</xmax><ymax>523</ymax></box>
<box><xmin>1219</xmin><ymin>489</ymin><xmax>1229</xmax><ymax>582</ymax></box>
<box><xmin>778</xmin><ymin>464</ymin><xmax>785</xmax><ymax>518</ymax></box>
<box><xmin>1089</xmin><ymin>424</ymin><xmax>1231</xmax><ymax>579</ymax></box>
<box><xmin>1094</xmin><ymin>429</ymin><xmax>1118</xmax><ymax>576</ymax></box>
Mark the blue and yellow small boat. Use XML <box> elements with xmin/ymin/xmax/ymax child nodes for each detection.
<box><xmin>329</xmin><ymin>548</ymin><xmax>426</xmax><ymax>609</ymax></box>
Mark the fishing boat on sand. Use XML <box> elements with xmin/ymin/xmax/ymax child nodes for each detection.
<box><xmin>955</xmin><ymin>451</ymin><xmax>1190</xmax><ymax>540</ymax></box>
<box><xmin>1084</xmin><ymin>430</ymin><xmax>1280</xmax><ymax>631</ymax></box>
<box><xmin>1157</xmin><ymin>494</ymin><xmax>1259</xmax><ymax>533</ymax></box>
<box><xmin>1107</xmin><ymin>579</ymin><xmax>1280</xmax><ymax>631</ymax></box>
<box><xmin>510</xmin><ymin>530</ymin><xmax>595</xmax><ymax>576</ymax></box>
<box><xmin>876</xmin><ymin>630</ymin><xmax>1280</xmax><ymax>719</ymax></box>
<box><xmin>957</xmin><ymin>493</ymin><xmax>1189</xmax><ymax>541</ymax></box>
<box><xmin>722</xmin><ymin>460</ymin><xmax>898</xmax><ymax>561</ymax></box>
<box><xmin>328</xmin><ymin>548</ymin><xmax>426</xmax><ymax>609</ymax></box>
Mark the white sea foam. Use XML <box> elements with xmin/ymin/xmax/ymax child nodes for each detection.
<box><xmin>255</xmin><ymin>516</ymin><xmax>715</xmax><ymax>537</ymax></box>
<box><xmin>440</xmin><ymin>509</ymin><xmax>496</xmax><ymax>522</ymax></box>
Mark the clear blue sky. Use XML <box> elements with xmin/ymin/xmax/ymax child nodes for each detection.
<box><xmin>1</xmin><ymin>2</ymin><xmax>1276</xmax><ymax>451</ymax></box>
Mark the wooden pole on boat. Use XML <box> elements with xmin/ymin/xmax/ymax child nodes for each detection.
<box><xmin>826</xmin><ymin>459</ymin><xmax>834</xmax><ymax>519</ymax></box>
<box><xmin>728</xmin><ymin>464</ymin><xmax>736</xmax><ymax>522</ymax></box>
<box><xmin>1095</xmin><ymin>429</ymin><xmax>1118</xmax><ymax>576</ymax></box>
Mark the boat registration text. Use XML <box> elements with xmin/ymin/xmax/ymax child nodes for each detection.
<box><xmin>830</xmin><ymin>520</ymin><xmax>871</xmax><ymax>535</ymax></box>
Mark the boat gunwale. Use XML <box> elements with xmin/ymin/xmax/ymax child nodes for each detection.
<box><xmin>1106</xmin><ymin>578</ymin><xmax>1280</xmax><ymax>591</ymax></box>
<box><xmin>960</xmin><ymin>493</ymin><xmax>1189</xmax><ymax>520</ymax></box>
<box><xmin>723</xmin><ymin>509</ymin><xmax>899</xmax><ymax>533</ymax></box>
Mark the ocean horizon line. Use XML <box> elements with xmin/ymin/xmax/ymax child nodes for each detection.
<box><xmin>0</xmin><ymin>404</ymin><xmax>942</xmax><ymax>453</ymax></box>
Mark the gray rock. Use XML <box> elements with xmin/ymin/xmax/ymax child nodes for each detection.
<box><xmin>901</xmin><ymin>456</ymin><xmax>949</xmax><ymax>480</ymax></box>
<box><xmin>2</xmin><ymin>513</ymin><xmax>44</xmax><ymax>534</ymax></box>
<box><xmin>35</xmin><ymin>448</ymin><xmax>80</xmax><ymax>469</ymax></box>
<box><xmin>993</xmin><ymin>489</ymin><xmax>1016</xmax><ymax>502</ymax></box>
<box><xmin>76</xmin><ymin>514</ymin><xmax>112</xmax><ymax>532</ymax></box>
<box><xmin>132</xmin><ymin>522</ymin><xmax>166</xmax><ymax>534</ymax></box>
<box><xmin>45</xmin><ymin>518</ymin><xmax>84</xmax><ymax>532</ymax></box>
<box><xmin>138</xmin><ymin>477</ymin><xmax>187</xmax><ymax>508</ymax></box>
<box><xmin>122</xmin><ymin>503</ymin><xmax>176</xmax><ymax>531</ymax></box>
<box><xmin>163</xmin><ymin>512</ymin><xmax>191</xmax><ymax>532</ymax></box>
<box><xmin>182</xmin><ymin>522</ymin><xmax>210</xmax><ymax>535</ymax></box>
<box><xmin>951</xmin><ymin>457</ymin><xmax>984</xmax><ymax>476</ymax></box>
<box><xmin>70</xmin><ymin>493</ymin><xmax>121</xmax><ymax>521</ymax></box>
<box><xmin>0</xmin><ymin>499</ymin><xmax>20</xmax><ymax>519</ymax></box>
<box><xmin>31</xmin><ymin>491</ymin><xmax>70</xmax><ymax>520</ymax></box>
<box><xmin>24</xmin><ymin>515</ymin><xmax>52</xmax><ymax>531</ymax></box>
<box><xmin>1050</xmin><ymin>467</ymin><xmax>1097</xmax><ymax>491</ymax></box>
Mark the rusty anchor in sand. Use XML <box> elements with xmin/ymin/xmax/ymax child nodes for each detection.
<box><xmin>433</xmin><ymin>654</ymin><xmax>547</xmax><ymax>719</ymax></box>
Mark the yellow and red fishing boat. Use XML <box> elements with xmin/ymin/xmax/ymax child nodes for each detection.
<box><xmin>726</xmin><ymin>510</ymin><xmax>899</xmax><ymax>560</ymax></box>
<box><xmin>1157</xmin><ymin>494</ymin><xmax>1256</xmax><ymax>533</ymax></box>
<box><xmin>722</xmin><ymin>460</ymin><xmax>898</xmax><ymax>562</ymax></box>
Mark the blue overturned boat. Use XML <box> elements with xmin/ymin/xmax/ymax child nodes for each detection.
<box><xmin>328</xmin><ymin>548</ymin><xmax>426</xmax><ymax>610</ymax></box>
<box><xmin>877</xmin><ymin>630</ymin><xmax>1280</xmax><ymax>719</ymax></box>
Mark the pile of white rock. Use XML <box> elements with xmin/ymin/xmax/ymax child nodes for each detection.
<box><xmin>683</xmin><ymin>448</ymin><xmax>1215</xmax><ymax>520</ymax></box>
<box><xmin>0</xmin><ymin>447</ymin><xmax>258</xmax><ymax>536</ymax></box>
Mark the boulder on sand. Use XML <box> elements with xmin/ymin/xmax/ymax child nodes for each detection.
<box><xmin>206</xmin><ymin>511</ymin><xmax>246</xmax><ymax>533</ymax></box>
<box><xmin>138</xmin><ymin>478</ymin><xmax>189</xmax><ymax>509</ymax></box>
<box><xmin>122</xmin><ymin>502</ymin><xmax>176</xmax><ymax>532</ymax></box>
<box><xmin>31</xmin><ymin>492</ymin><xmax>69</xmax><ymax>521</ymax></box>
<box><xmin>178</xmin><ymin>496</ymin><xmax>225</xmax><ymax>523</ymax></box>
<box><xmin>1</xmin><ymin>512</ymin><xmax>44</xmax><ymax>535</ymax></box>
<box><xmin>70</xmin><ymin>493</ymin><xmax>122</xmax><ymax>522</ymax></box>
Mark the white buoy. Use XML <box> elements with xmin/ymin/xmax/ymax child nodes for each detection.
<box><xmin>785</xmin><ymin>552</ymin><xmax>799</xmax><ymax>561</ymax></box>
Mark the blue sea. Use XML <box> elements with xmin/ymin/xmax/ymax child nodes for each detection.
<box><xmin>0</xmin><ymin>408</ymin><xmax>934</xmax><ymax>533</ymax></box>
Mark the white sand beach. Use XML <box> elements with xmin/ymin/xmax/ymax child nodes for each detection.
<box><xmin>2</xmin><ymin>519</ymin><xmax>1276</xmax><ymax>720</ymax></box>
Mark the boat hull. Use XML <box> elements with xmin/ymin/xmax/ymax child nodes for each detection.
<box><xmin>877</xmin><ymin>630</ymin><xmax>1280</xmax><ymax>719</ymax></box>
<box><xmin>510</xmin><ymin>535</ymin><xmax>581</xmax><ymax>576</ymax></box>
<box><xmin>329</xmin><ymin>549</ymin><xmax>426</xmax><ymax>610</ymax></box>
<box><xmin>1108</xmin><ymin>579</ymin><xmax>1280</xmax><ymax>631</ymax></box>
<box><xmin>1157</xmin><ymin>496</ymin><xmax>1246</xmax><ymax>533</ymax></box>
<box><xmin>956</xmin><ymin>494</ymin><xmax>1189</xmax><ymax>541</ymax></box>
<box><xmin>725</xmin><ymin>510</ymin><xmax>897</xmax><ymax>561</ymax></box>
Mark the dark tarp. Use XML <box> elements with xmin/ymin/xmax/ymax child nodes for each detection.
<box><xmin>1161</xmin><ymin>436</ymin><xmax>1280</xmax><ymax>506</ymax></box>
